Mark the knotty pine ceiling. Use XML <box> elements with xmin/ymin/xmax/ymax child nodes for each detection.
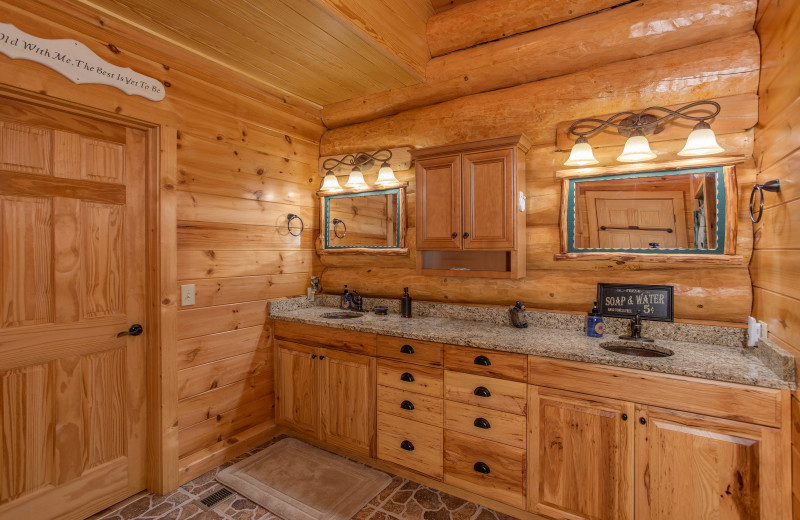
<box><xmin>58</xmin><ymin>0</ymin><xmax>441</xmax><ymax>106</ymax></box>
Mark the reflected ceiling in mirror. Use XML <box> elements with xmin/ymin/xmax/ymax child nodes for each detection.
<box><xmin>322</xmin><ymin>187</ymin><xmax>406</xmax><ymax>251</ymax></box>
<box><xmin>565</xmin><ymin>167</ymin><xmax>728</xmax><ymax>254</ymax></box>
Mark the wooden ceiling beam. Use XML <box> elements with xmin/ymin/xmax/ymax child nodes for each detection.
<box><xmin>322</xmin><ymin>0</ymin><xmax>756</xmax><ymax>129</ymax></box>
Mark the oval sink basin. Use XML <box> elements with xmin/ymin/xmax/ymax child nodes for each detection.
<box><xmin>320</xmin><ymin>311</ymin><xmax>364</xmax><ymax>319</ymax></box>
<box><xmin>600</xmin><ymin>341</ymin><xmax>674</xmax><ymax>358</ymax></box>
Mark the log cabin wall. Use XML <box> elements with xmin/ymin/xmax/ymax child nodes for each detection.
<box><xmin>0</xmin><ymin>1</ymin><xmax>324</xmax><ymax>489</ymax></box>
<box><xmin>751</xmin><ymin>0</ymin><xmax>800</xmax><ymax>514</ymax></box>
<box><xmin>319</xmin><ymin>0</ymin><xmax>760</xmax><ymax>324</ymax></box>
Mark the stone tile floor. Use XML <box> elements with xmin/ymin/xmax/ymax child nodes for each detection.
<box><xmin>90</xmin><ymin>437</ymin><xmax>519</xmax><ymax>520</ymax></box>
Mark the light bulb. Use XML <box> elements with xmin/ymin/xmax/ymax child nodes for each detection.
<box><xmin>320</xmin><ymin>170</ymin><xmax>341</xmax><ymax>191</ymax></box>
<box><xmin>345</xmin><ymin>166</ymin><xmax>368</xmax><ymax>189</ymax></box>
<box><xmin>564</xmin><ymin>137</ymin><xmax>598</xmax><ymax>166</ymax></box>
<box><xmin>678</xmin><ymin>121</ymin><xmax>725</xmax><ymax>156</ymax></box>
<box><xmin>375</xmin><ymin>161</ymin><xmax>398</xmax><ymax>185</ymax></box>
<box><xmin>617</xmin><ymin>131</ymin><xmax>656</xmax><ymax>162</ymax></box>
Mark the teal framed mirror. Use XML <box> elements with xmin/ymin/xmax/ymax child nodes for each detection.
<box><xmin>560</xmin><ymin>166</ymin><xmax>738</xmax><ymax>256</ymax></box>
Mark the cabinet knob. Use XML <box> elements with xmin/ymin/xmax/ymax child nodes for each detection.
<box><xmin>473</xmin><ymin>355</ymin><xmax>491</xmax><ymax>366</ymax></box>
<box><xmin>474</xmin><ymin>417</ymin><xmax>491</xmax><ymax>429</ymax></box>
<box><xmin>463</xmin><ymin>232</ymin><xmax>470</xmax><ymax>239</ymax></box>
<box><xmin>311</xmin><ymin>354</ymin><xmax>317</xmax><ymax>359</ymax></box>
<box><xmin>400</xmin><ymin>344</ymin><xmax>415</xmax><ymax>354</ymax></box>
<box><xmin>401</xmin><ymin>440</ymin><xmax>415</xmax><ymax>451</ymax></box>
<box><xmin>451</xmin><ymin>232</ymin><xmax>458</xmax><ymax>238</ymax></box>
<box><xmin>473</xmin><ymin>386</ymin><xmax>491</xmax><ymax>398</ymax></box>
<box><xmin>622</xmin><ymin>413</ymin><xmax>628</xmax><ymax>421</ymax></box>
<box><xmin>473</xmin><ymin>462</ymin><xmax>491</xmax><ymax>474</ymax></box>
<box><xmin>319</xmin><ymin>355</ymin><xmax>325</xmax><ymax>360</ymax></box>
<box><xmin>640</xmin><ymin>417</ymin><xmax>647</xmax><ymax>425</ymax></box>
<box><xmin>400</xmin><ymin>400</ymin><xmax>415</xmax><ymax>411</ymax></box>
<box><xmin>400</xmin><ymin>372</ymin><xmax>415</xmax><ymax>382</ymax></box>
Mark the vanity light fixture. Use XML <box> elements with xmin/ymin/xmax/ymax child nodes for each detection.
<box><xmin>322</xmin><ymin>148</ymin><xmax>397</xmax><ymax>189</ymax></box>
<box><xmin>565</xmin><ymin>100</ymin><xmax>724</xmax><ymax>166</ymax></box>
<box><xmin>320</xmin><ymin>170</ymin><xmax>342</xmax><ymax>191</ymax></box>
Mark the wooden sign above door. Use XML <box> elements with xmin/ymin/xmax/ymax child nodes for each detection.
<box><xmin>0</xmin><ymin>22</ymin><xmax>165</xmax><ymax>101</ymax></box>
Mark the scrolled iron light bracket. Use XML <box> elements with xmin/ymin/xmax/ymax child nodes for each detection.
<box><xmin>567</xmin><ymin>100</ymin><xmax>722</xmax><ymax>139</ymax></box>
<box><xmin>322</xmin><ymin>149</ymin><xmax>393</xmax><ymax>171</ymax></box>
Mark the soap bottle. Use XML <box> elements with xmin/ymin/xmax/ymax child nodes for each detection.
<box><xmin>401</xmin><ymin>287</ymin><xmax>412</xmax><ymax>318</ymax></box>
<box><xmin>340</xmin><ymin>285</ymin><xmax>352</xmax><ymax>310</ymax></box>
<box><xmin>587</xmin><ymin>301</ymin><xmax>604</xmax><ymax>338</ymax></box>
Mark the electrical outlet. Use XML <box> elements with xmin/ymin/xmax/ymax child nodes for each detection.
<box><xmin>759</xmin><ymin>320</ymin><xmax>768</xmax><ymax>340</ymax></box>
<box><xmin>181</xmin><ymin>284</ymin><xmax>195</xmax><ymax>306</ymax></box>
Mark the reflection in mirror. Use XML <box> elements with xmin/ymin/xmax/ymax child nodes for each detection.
<box><xmin>567</xmin><ymin>167</ymin><xmax>727</xmax><ymax>253</ymax></box>
<box><xmin>323</xmin><ymin>188</ymin><xmax>404</xmax><ymax>249</ymax></box>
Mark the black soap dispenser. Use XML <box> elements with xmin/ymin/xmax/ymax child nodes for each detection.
<box><xmin>401</xmin><ymin>287</ymin><xmax>412</xmax><ymax>318</ymax></box>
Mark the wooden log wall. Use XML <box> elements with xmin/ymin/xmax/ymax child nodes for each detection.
<box><xmin>751</xmin><ymin>0</ymin><xmax>800</xmax><ymax>515</ymax></box>
<box><xmin>319</xmin><ymin>0</ymin><xmax>760</xmax><ymax>324</ymax></box>
<box><xmin>0</xmin><ymin>0</ymin><xmax>323</xmax><ymax>491</ymax></box>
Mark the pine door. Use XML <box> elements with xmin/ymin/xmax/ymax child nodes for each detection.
<box><xmin>275</xmin><ymin>341</ymin><xmax>319</xmax><ymax>436</ymax></box>
<box><xmin>416</xmin><ymin>155</ymin><xmax>461</xmax><ymax>250</ymax></box>
<box><xmin>462</xmin><ymin>148</ymin><xmax>515</xmax><ymax>250</ymax></box>
<box><xmin>0</xmin><ymin>98</ymin><xmax>148</xmax><ymax>520</ymax></box>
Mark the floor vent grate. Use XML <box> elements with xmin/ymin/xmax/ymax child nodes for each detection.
<box><xmin>199</xmin><ymin>488</ymin><xmax>233</xmax><ymax>509</ymax></box>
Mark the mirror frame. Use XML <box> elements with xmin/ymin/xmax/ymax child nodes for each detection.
<box><xmin>558</xmin><ymin>165</ymin><xmax>739</xmax><ymax>260</ymax></box>
<box><xmin>317</xmin><ymin>184</ymin><xmax>409</xmax><ymax>255</ymax></box>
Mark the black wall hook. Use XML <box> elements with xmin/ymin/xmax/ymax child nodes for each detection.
<box><xmin>749</xmin><ymin>180</ymin><xmax>781</xmax><ymax>223</ymax></box>
<box><xmin>287</xmin><ymin>213</ymin><xmax>304</xmax><ymax>236</ymax></box>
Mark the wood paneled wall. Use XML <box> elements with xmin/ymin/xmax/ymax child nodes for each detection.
<box><xmin>319</xmin><ymin>1</ymin><xmax>759</xmax><ymax>324</ymax></box>
<box><xmin>0</xmin><ymin>0</ymin><xmax>323</xmax><ymax>490</ymax></box>
<box><xmin>751</xmin><ymin>0</ymin><xmax>800</xmax><ymax>515</ymax></box>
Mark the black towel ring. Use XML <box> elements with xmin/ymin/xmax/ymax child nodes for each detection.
<box><xmin>287</xmin><ymin>213</ymin><xmax>304</xmax><ymax>236</ymax></box>
<box><xmin>332</xmin><ymin>218</ymin><xmax>347</xmax><ymax>239</ymax></box>
<box><xmin>749</xmin><ymin>180</ymin><xmax>781</xmax><ymax>224</ymax></box>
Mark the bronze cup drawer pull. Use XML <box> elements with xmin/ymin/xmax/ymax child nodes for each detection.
<box><xmin>401</xmin><ymin>440</ymin><xmax>415</xmax><ymax>451</ymax></box>
<box><xmin>400</xmin><ymin>372</ymin><xmax>415</xmax><ymax>382</ymax></box>
<box><xmin>473</xmin><ymin>462</ymin><xmax>491</xmax><ymax>474</ymax></box>
<box><xmin>400</xmin><ymin>344</ymin><xmax>415</xmax><ymax>354</ymax></box>
<box><xmin>400</xmin><ymin>400</ymin><xmax>415</xmax><ymax>411</ymax></box>
<box><xmin>473</xmin><ymin>355</ymin><xmax>491</xmax><ymax>366</ymax></box>
<box><xmin>473</xmin><ymin>417</ymin><xmax>491</xmax><ymax>429</ymax></box>
<box><xmin>473</xmin><ymin>386</ymin><xmax>491</xmax><ymax>398</ymax></box>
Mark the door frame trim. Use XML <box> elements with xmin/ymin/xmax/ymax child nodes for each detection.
<box><xmin>0</xmin><ymin>84</ymin><xmax>180</xmax><ymax>494</ymax></box>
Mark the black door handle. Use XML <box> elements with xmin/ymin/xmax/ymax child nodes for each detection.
<box><xmin>400</xmin><ymin>372</ymin><xmax>415</xmax><ymax>382</ymax></box>
<box><xmin>474</xmin><ymin>417</ymin><xmax>491</xmax><ymax>429</ymax></box>
<box><xmin>474</xmin><ymin>355</ymin><xmax>491</xmax><ymax>366</ymax></box>
<box><xmin>117</xmin><ymin>324</ymin><xmax>143</xmax><ymax>337</ymax></box>
<box><xmin>401</xmin><ymin>440</ymin><xmax>415</xmax><ymax>451</ymax></box>
<box><xmin>473</xmin><ymin>462</ymin><xmax>490</xmax><ymax>474</ymax></box>
<box><xmin>400</xmin><ymin>344</ymin><xmax>415</xmax><ymax>354</ymax></box>
<box><xmin>473</xmin><ymin>386</ymin><xmax>491</xmax><ymax>398</ymax></box>
<box><xmin>400</xmin><ymin>400</ymin><xmax>415</xmax><ymax>411</ymax></box>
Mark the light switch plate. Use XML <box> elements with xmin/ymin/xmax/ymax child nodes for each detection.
<box><xmin>181</xmin><ymin>284</ymin><xmax>195</xmax><ymax>306</ymax></box>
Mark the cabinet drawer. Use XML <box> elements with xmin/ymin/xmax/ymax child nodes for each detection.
<box><xmin>377</xmin><ymin>336</ymin><xmax>443</xmax><ymax>367</ymax></box>
<box><xmin>444</xmin><ymin>370</ymin><xmax>526</xmax><ymax>415</ymax></box>
<box><xmin>444</xmin><ymin>400</ymin><xmax>525</xmax><ymax>448</ymax></box>
<box><xmin>274</xmin><ymin>320</ymin><xmax>376</xmax><ymax>356</ymax></box>
<box><xmin>378</xmin><ymin>359</ymin><xmax>443</xmax><ymax>397</ymax></box>
<box><xmin>444</xmin><ymin>345</ymin><xmax>526</xmax><ymax>382</ymax></box>
<box><xmin>378</xmin><ymin>412</ymin><xmax>443</xmax><ymax>480</ymax></box>
<box><xmin>444</xmin><ymin>430</ymin><xmax>525</xmax><ymax>509</ymax></box>
<box><xmin>378</xmin><ymin>385</ymin><xmax>443</xmax><ymax>427</ymax></box>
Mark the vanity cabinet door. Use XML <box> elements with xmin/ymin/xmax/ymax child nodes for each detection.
<box><xmin>416</xmin><ymin>155</ymin><xmax>462</xmax><ymax>250</ymax></box>
<box><xmin>462</xmin><ymin>147</ymin><xmax>515</xmax><ymax>250</ymax></box>
<box><xmin>635</xmin><ymin>406</ymin><xmax>786</xmax><ymax>520</ymax></box>
<box><xmin>319</xmin><ymin>348</ymin><xmax>376</xmax><ymax>457</ymax></box>
<box><xmin>528</xmin><ymin>387</ymin><xmax>634</xmax><ymax>520</ymax></box>
<box><xmin>276</xmin><ymin>341</ymin><xmax>319</xmax><ymax>437</ymax></box>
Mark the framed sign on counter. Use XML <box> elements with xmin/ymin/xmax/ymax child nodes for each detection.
<box><xmin>597</xmin><ymin>283</ymin><xmax>674</xmax><ymax>322</ymax></box>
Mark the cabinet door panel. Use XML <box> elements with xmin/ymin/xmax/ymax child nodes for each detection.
<box><xmin>635</xmin><ymin>406</ymin><xmax>786</xmax><ymax>520</ymax></box>
<box><xmin>462</xmin><ymin>148</ymin><xmax>515</xmax><ymax>249</ymax></box>
<box><xmin>275</xmin><ymin>341</ymin><xmax>318</xmax><ymax>436</ymax></box>
<box><xmin>416</xmin><ymin>155</ymin><xmax>461</xmax><ymax>250</ymax></box>
<box><xmin>529</xmin><ymin>387</ymin><xmax>634</xmax><ymax>520</ymax></box>
<box><xmin>320</xmin><ymin>348</ymin><xmax>376</xmax><ymax>456</ymax></box>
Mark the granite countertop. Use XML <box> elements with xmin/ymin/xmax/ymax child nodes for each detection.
<box><xmin>270</xmin><ymin>303</ymin><xmax>795</xmax><ymax>390</ymax></box>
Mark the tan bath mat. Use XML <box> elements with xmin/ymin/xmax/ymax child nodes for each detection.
<box><xmin>216</xmin><ymin>437</ymin><xmax>391</xmax><ymax>520</ymax></box>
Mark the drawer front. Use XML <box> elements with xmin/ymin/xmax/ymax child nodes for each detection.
<box><xmin>444</xmin><ymin>430</ymin><xmax>525</xmax><ymax>509</ymax></box>
<box><xmin>377</xmin><ymin>336</ymin><xmax>443</xmax><ymax>367</ymax></box>
<box><xmin>378</xmin><ymin>385</ymin><xmax>443</xmax><ymax>427</ymax></box>
<box><xmin>444</xmin><ymin>370</ymin><xmax>527</xmax><ymax>415</ymax></box>
<box><xmin>444</xmin><ymin>345</ymin><xmax>526</xmax><ymax>382</ymax></box>
<box><xmin>274</xmin><ymin>320</ymin><xmax>376</xmax><ymax>356</ymax></box>
<box><xmin>378</xmin><ymin>412</ymin><xmax>443</xmax><ymax>479</ymax></box>
<box><xmin>444</xmin><ymin>400</ymin><xmax>525</xmax><ymax>448</ymax></box>
<box><xmin>378</xmin><ymin>359</ymin><xmax>443</xmax><ymax>397</ymax></box>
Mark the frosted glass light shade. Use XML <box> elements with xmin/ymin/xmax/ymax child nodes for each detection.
<box><xmin>320</xmin><ymin>171</ymin><xmax>341</xmax><ymax>191</ymax></box>
<box><xmin>617</xmin><ymin>135</ymin><xmax>656</xmax><ymax>163</ymax></box>
<box><xmin>678</xmin><ymin>122</ymin><xmax>725</xmax><ymax>156</ymax></box>
<box><xmin>345</xmin><ymin>167</ymin><xmax>368</xmax><ymax>188</ymax></box>
<box><xmin>564</xmin><ymin>137</ymin><xmax>599</xmax><ymax>166</ymax></box>
<box><xmin>375</xmin><ymin>162</ymin><xmax>398</xmax><ymax>185</ymax></box>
